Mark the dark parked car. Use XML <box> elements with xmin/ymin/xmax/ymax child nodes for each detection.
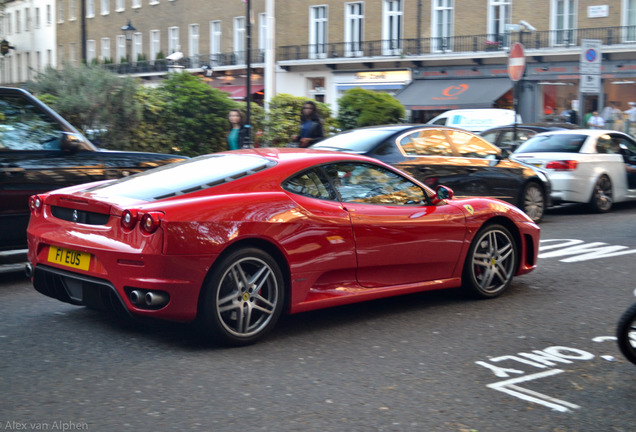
<box><xmin>0</xmin><ymin>87</ymin><xmax>187</xmax><ymax>272</ymax></box>
<box><xmin>311</xmin><ymin>124</ymin><xmax>551</xmax><ymax>222</ymax></box>
<box><xmin>480</xmin><ymin>123</ymin><xmax>581</xmax><ymax>151</ymax></box>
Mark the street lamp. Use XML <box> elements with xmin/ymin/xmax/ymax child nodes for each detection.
<box><xmin>121</xmin><ymin>20</ymin><xmax>136</xmax><ymax>62</ymax></box>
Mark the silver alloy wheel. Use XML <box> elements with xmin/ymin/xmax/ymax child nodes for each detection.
<box><xmin>215</xmin><ymin>256</ymin><xmax>280</xmax><ymax>338</ymax></box>
<box><xmin>522</xmin><ymin>183</ymin><xmax>544</xmax><ymax>222</ymax></box>
<box><xmin>591</xmin><ymin>176</ymin><xmax>613</xmax><ymax>212</ymax></box>
<box><xmin>468</xmin><ymin>227</ymin><xmax>516</xmax><ymax>296</ymax></box>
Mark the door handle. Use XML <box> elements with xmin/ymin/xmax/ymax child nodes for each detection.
<box><xmin>467</xmin><ymin>167</ymin><xmax>478</xmax><ymax>173</ymax></box>
<box><xmin>418</xmin><ymin>166</ymin><xmax>432</xmax><ymax>172</ymax></box>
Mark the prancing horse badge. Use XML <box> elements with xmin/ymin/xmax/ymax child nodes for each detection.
<box><xmin>463</xmin><ymin>205</ymin><xmax>474</xmax><ymax>215</ymax></box>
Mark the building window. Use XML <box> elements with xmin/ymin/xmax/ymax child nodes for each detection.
<box><xmin>25</xmin><ymin>8</ymin><xmax>31</xmax><ymax>32</ymax></box>
<box><xmin>47</xmin><ymin>5</ymin><xmax>53</xmax><ymax>25</ymax></box>
<box><xmin>210</xmin><ymin>20</ymin><xmax>221</xmax><ymax>65</ymax></box>
<box><xmin>132</xmin><ymin>33</ymin><xmax>142</xmax><ymax>63</ymax></box>
<box><xmin>7</xmin><ymin>13</ymin><xmax>12</xmax><ymax>34</ymax></box>
<box><xmin>101</xmin><ymin>0</ymin><xmax>109</xmax><ymax>15</ymax></box>
<box><xmin>310</xmin><ymin>5</ymin><xmax>327</xmax><ymax>59</ymax></box>
<box><xmin>551</xmin><ymin>0</ymin><xmax>576</xmax><ymax>46</ymax></box>
<box><xmin>69</xmin><ymin>0</ymin><xmax>76</xmax><ymax>20</ymax></box>
<box><xmin>383</xmin><ymin>0</ymin><xmax>402</xmax><ymax>55</ymax></box>
<box><xmin>345</xmin><ymin>2</ymin><xmax>364</xmax><ymax>57</ymax></box>
<box><xmin>101</xmin><ymin>38</ymin><xmax>110</xmax><ymax>62</ymax></box>
<box><xmin>488</xmin><ymin>0</ymin><xmax>510</xmax><ymax>48</ymax></box>
<box><xmin>150</xmin><ymin>0</ymin><xmax>159</xmax><ymax>5</ymax></box>
<box><xmin>87</xmin><ymin>39</ymin><xmax>96</xmax><ymax>64</ymax></box>
<box><xmin>234</xmin><ymin>16</ymin><xmax>245</xmax><ymax>64</ymax></box>
<box><xmin>86</xmin><ymin>0</ymin><xmax>95</xmax><ymax>18</ymax></box>
<box><xmin>55</xmin><ymin>2</ymin><xmax>62</xmax><ymax>24</ymax></box>
<box><xmin>47</xmin><ymin>49</ymin><xmax>52</xmax><ymax>68</ymax></box>
<box><xmin>189</xmin><ymin>24</ymin><xmax>199</xmax><ymax>66</ymax></box>
<box><xmin>35</xmin><ymin>8</ymin><xmax>41</xmax><ymax>27</ymax></box>
<box><xmin>258</xmin><ymin>12</ymin><xmax>267</xmax><ymax>59</ymax></box>
<box><xmin>116</xmin><ymin>34</ymin><xmax>126</xmax><ymax>63</ymax></box>
<box><xmin>624</xmin><ymin>0</ymin><xmax>636</xmax><ymax>41</ymax></box>
<box><xmin>57</xmin><ymin>45</ymin><xmax>64</xmax><ymax>67</ymax></box>
<box><xmin>16</xmin><ymin>10</ymin><xmax>21</xmax><ymax>33</ymax></box>
<box><xmin>150</xmin><ymin>30</ymin><xmax>160</xmax><ymax>61</ymax></box>
<box><xmin>169</xmin><ymin>26</ymin><xmax>179</xmax><ymax>54</ymax></box>
<box><xmin>116</xmin><ymin>0</ymin><xmax>124</xmax><ymax>12</ymax></box>
<box><xmin>132</xmin><ymin>0</ymin><xmax>141</xmax><ymax>9</ymax></box>
<box><xmin>432</xmin><ymin>0</ymin><xmax>453</xmax><ymax>52</ymax></box>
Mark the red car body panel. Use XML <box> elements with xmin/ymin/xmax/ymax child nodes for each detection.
<box><xmin>27</xmin><ymin>148</ymin><xmax>540</xmax><ymax>322</ymax></box>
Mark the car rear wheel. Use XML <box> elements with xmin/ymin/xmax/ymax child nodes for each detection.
<box><xmin>589</xmin><ymin>175</ymin><xmax>612</xmax><ymax>213</ymax></box>
<box><xmin>200</xmin><ymin>247</ymin><xmax>284</xmax><ymax>346</ymax></box>
<box><xmin>521</xmin><ymin>182</ymin><xmax>545</xmax><ymax>222</ymax></box>
<box><xmin>463</xmin><ymin>224</ymin><xmax>517</xmax><ymax>299</ymax></box>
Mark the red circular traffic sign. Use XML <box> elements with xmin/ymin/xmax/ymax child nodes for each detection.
<box><xmin>508</xmin><ymin>43</ymin><xmax>526</xmax><ymax>82</ymax></box>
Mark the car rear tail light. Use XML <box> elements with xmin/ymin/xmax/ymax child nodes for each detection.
<box><xmin>140</xmin><ymin>212</ymin><xmax>162</xmax><ymax>234</ymax></box>
<box><xmin>29</xmin><ymin>195</ymin><xmax>44</xmax><ymax>214</ymax></box>
<box><xmin>546</xmin><ymin>160</ymin><xmax>578</xmax><ymax>171</ymax></box>
<box><xmin>121</xmin><ymin>209</ymin><xmax>138</xmax><ymax>230</ymax></box>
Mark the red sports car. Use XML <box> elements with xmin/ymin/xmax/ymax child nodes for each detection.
<box><xmin>27</xmin><ymin>148</ymin><xmax>540</xmax><ymax>345</ymax></box>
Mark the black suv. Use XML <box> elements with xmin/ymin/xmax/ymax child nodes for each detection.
<box><xmin>0</xmin><ymin>87</ymin><xmax>187</xmax><ymax>272</ymax></box>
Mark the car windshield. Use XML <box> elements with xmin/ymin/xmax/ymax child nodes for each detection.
<box><xmin>87</xmin><ymin>154</ymin><xmax>275</xmax><ymax>201</ymax></box>
<box><xmin>514</xmin><ymin>134</ymin><xmax>588</xmax><ymax>153</ymax></box>
<box><xmin>311</xmin><ymin>129</ymin><xmax>397</xmax><ymax>153</ymax></box>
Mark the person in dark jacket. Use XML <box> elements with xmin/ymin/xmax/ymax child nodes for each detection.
<box><xmin>291</xmin><ymin>101</ymin><xmax>324</xmax><ymax>148</ymax></box>
<box><xmin>227</xmin><ymin>109</ymin><xmax>250</xmax><ymax>150</ymax></box>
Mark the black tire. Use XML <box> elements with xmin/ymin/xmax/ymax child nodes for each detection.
<box><xmin>520</xmin><ymin>182</ymin><xmax>545</xmax><ymax>223</ymax></box>
<box><xmin>199</xmin><ymin>247</ymin><xmax>285</xmax><ymax>346</ymax></box>
<box><xmin>463</xmin><ymin>224</ymin><xmax>517</xmax><ymax>299</ymax></box>
<box><xmin>588</xmin><ymin>175</ymin><xmax>613</xmax><ymax>213</ymax></box>
<box><xmin>617</xmin><ymin>302</ymin><xmax>636</xmax><ymax>365</ymax></box>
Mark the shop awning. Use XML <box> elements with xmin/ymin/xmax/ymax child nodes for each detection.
<box><xmin>396</xmin><ymin>78</ymin><xmax>512</xmax><ymax>110</ymax></box>
<box><xmin>214</xmin><ymin>85</ymin><xmax>265</xmax><ymax>100</ymax></box>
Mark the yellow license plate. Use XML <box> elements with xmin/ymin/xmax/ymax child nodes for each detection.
<box><xmin>48</xmin><ymin>246</ymin><xmax>92</xmax><ymax>271</ymax></box>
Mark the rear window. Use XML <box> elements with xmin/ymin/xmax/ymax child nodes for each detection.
<box><xmin>311</xmin><ymin>129</ymin><xmax>397</xmax><ymax>153</ymax></box>
<box><xmin>87</xmin><ymin>154</ymin><xmax>275</xmax><ymax>201</ymax></box>
<box><xmin>515</xmin><ymin>134</ymin><xmax>587</xmax><ymax>153</ymax></box>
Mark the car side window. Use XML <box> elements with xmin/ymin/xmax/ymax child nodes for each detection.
<box><xmin>323</xmin><ymin>162</ymin><xmax>427</xmax><ymax>206</ymax></box>
<box><xmin>596</xmin><ymin>136</ymin><xmax>613</xmax><ymax>154</ymax></box>
<box><xmin>480</xmin><ymin>131</ymin><xmax>498</xmax><ymax>144</ymax></box>
<box><xmin>283</xmin><ymin>169</ymin><xmax>336</xmax><ymax>200</ymax></box>
<box><xmin>500</xmin><ymin>129</ymin><xmax>536</xmax><ymax>149</ymax></box>
<box><xmin>0</xmin><ymin>95</ymin><xmax>65</xmax><ymax>150</ymax></box>
<box><xmin>399</xmin><ymin>129</ymin><xmax>453</xmax><ymax>156</ymax></box>
<box><xmin>448</xmin><ymin>130</ymin><xmax>499</xmax><ymax>158</ymax></box>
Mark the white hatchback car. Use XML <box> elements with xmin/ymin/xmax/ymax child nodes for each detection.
<box><xmin>511</xmin><ymin>129</ymin><xmax>636</xmax><ymax>212</ymax></box>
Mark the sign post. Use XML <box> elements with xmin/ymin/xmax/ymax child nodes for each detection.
<box><xmin>508</xmin><ymin>43</ymin><xmax>526</xmax><ymax>149</ymax></box>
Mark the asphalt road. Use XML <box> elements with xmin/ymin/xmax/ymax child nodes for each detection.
<box><xmin>1</xmin><ymin>202</ymin><xmax>636</xmax><ymax>432</ymax></box>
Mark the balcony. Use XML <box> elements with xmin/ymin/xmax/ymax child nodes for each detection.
<box><xmin>278</xmin><ymin>25</ymin><xmax>636</xmax><ymax>62</ymax></box>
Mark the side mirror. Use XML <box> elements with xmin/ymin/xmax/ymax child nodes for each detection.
<box><xmin>500</xmin><ymin>148</ymin><xmax>511</xmax><ymax>159</ymax></box>
<box><xmin>59</xmin><ymin>132</ymin><xmax>83</xmax><ymax>154</ymax></box>
<box><xmin>431</xmin><ymin>185</ymin><xmax>454</xmax><ymax>204</ymax></box>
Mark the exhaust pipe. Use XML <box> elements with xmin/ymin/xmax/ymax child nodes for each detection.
<box><xmin>25</xmin><ymin>263</ymin><xmax>33</xmax><ymax>278</ymax></box>
<box><xmin>145</xmin><ymin>291</ymin><xmax>169</xmax><ymax>307</ymax></box>
<box><xmin>129</xmin><ymin>290</ymin><xmax>144</xmax><ymax>305</ymax></box>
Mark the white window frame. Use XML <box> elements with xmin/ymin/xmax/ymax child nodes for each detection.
<box><xmin>624</xmin><ymin>0</ymin><xmax>636</xmax><ymax>42</ymax></box>
<box><xmin>116</xmin><ymin>34</ymin><xmax>126</xmax><ymax>63</ymax></box>
<box><xmin>25</xmin><ymin>8</ymin><xmax>31</xmax><ymax>32</ymax></box>
<box><xmin>116</xmin><ymin>0</ymin><xmax>124</xmax><ymax>12</ymax></box>
<box><xmin>7</xmin><ymin>13</ymin><xmax>12</xmax><ymax>34</ymax></box>
<box><xmin>68</xmin><ymin>0</ymin><xmax>76</xmax><ymax>21</ymax></box>
<box><xmin>383</xmin><ymin>0</ymin><xmax>403</xmax><ymax>55</ymax></box>
<box><xmin>16</xmin><ymin>10</ymin><xmax>21</xmax><ymax>33</ymax></box>
<box><xmin>169</xmin><ymin>26</ymin><xmax>179</xmax><ymax>54</ymax></box>
<box><xmin>55</xmin><ymin>2</ymin><xmax>62</xmax><ymax>24</ymax></box>
<box><xmin>150</xmin><ymin>29</ymin><xmax>160</xmax><ymax>62</ymax></box>
<box><xmin>487</xmin><ymin>0</ymin><xmax>510</xmax><ymax>49</ymax></box>
<box><xmin>309</xmin><ymin>5</ymin><xmax>328</xmax><ymax>59</ymax></box>
<box><xmin>47</xmin><ymin>5</ymin><xmax>53</xmax><ymax>25</ymax></box>
<box><xmin>35</xmin><ymin>8</ymin><xmax>41</xmax><ymax>28</ymax></box>
<box><xmin>101</xmin><ymin>37</ymin><xmax>110</xmax><ymax>61</ymax></box>
<box><xmin>87</xmin><ymin>39</ymin><xmax>96</xmax><ymax>64</ymax></box>
<box><xmin>431</xmin><ymin>0</ymin><xmax>453</xmax><ymax>53</ymax></box>
<box><xmin>189</xmin><ymin>24</ymin><xmax>200</xmax><ymax>67</ymax></box>
<box><xmin>258</xmin><ymin>12</ymin><xmax>267</xmax><ymax>61</ymax></box>
<box><xmin>150</xmin><ymin>0</ymin><xmax>159</xmax><ymax>5</ymax></box>
<box><xmin>101</xmin><ymin>0</ymin><xmax>109</xmax><ymax>15</ymax></box>
<box><xmin>550</xmin><ymin>0</ymin><xmax>577</xmax><ymax>46</ymax></box>
<box><xmin>234</xmin><ymin>16</ymin><xmax>245</xmax><ymax>64</ymax></box>
<box><xmin>132</xmin><ymin>0</ymin><xmax>141</xmax><ymax>9</ymax></box>
<box><xmin>345</xmin><ymin>2</ymin><xmax>364</xmax><ymax>57</ymax></box>
<box><xmin>132</xmin><ymin>32</ymin><xmax>142</xmax><ymax>63</ymax></box>
<box><xmin>210</xmin><ymin>20</ymin><xmax>221</xmax><ymax>65</ymax></box>
<box><xmin>86</xmin><ymin>0</ymin><xmax>95</xmax><ymax>18</ymax></box>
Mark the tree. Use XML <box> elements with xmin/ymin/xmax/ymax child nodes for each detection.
<box><xmin>337</xmin><ymin>87</ymin><xmax>405</xmax><ymax>131</ymax></box>
<box><xmin>28</xmin><ymin>64</ymin><xmax>141</xmax><ymax>150</ymax></box>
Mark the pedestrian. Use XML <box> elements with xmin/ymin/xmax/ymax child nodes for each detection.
<box><xmin>227</xmin><ymin>109</ymin><xmax>250</xmax><ymax>150</ymax></box>
<box><xmin>291</xmin><ymin>100</ymin><xmax>324</xmax><ymax>148</ymax></box>
<box><xmin>587</xmin><ymin>111</ymin><xmax>605</xmax><ymax>129</ymax></box>
<box><xmin>625</xmin><ymin>102</ymin><xmax>636</xmax><ymax>136</ymax></box>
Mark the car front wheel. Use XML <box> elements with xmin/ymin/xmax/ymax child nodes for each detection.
<box><xmin>521</xmin><ymin>182</ymin><xmax>545</xmax><ymax>222</ymax></box>
<box><xmin>200</xmin><ymin>247</ymin><xmax>285</xmax><ymax>346</ymax></box>
<box><xmin>463</xmin><ymin>224</ymin><xmax>517</xmax><ymax>299</ymax></box>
